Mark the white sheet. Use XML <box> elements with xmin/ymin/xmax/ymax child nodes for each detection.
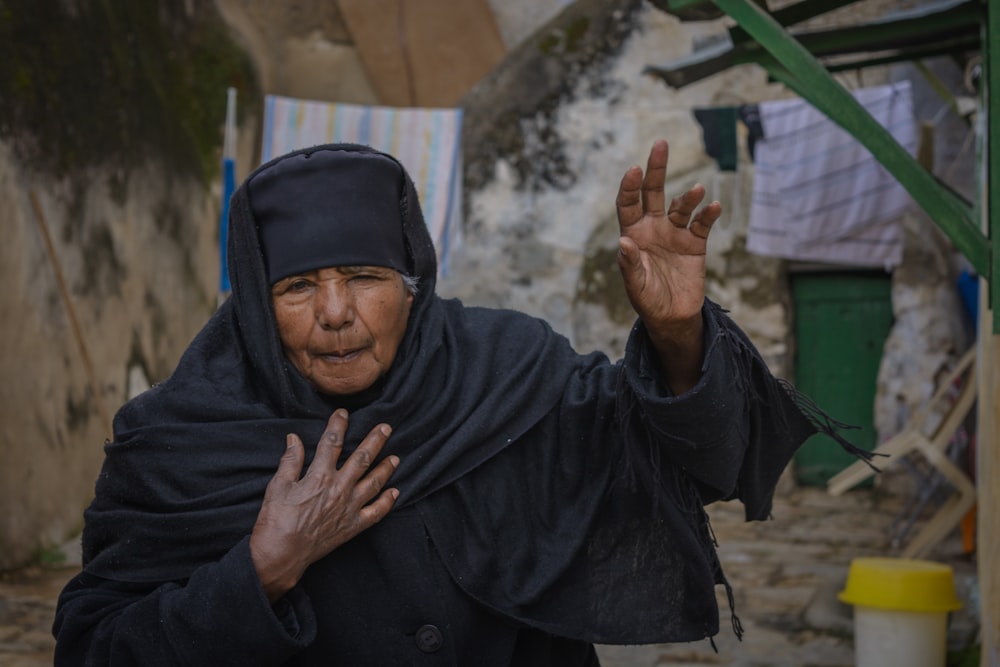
<box><xmin>746</xmin><ymin>81</ymin><xmax>917</xmax><ymax>269</ymax></box>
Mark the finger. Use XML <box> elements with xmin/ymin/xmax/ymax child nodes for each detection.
<box><xmin>689</xmin><ymin>201</ymin><xmax>722</xmax><ymax>239</ymax></box>
<box><xmin>271</xmin><ymin>433</ymin><xmax>306</xmax><ymax>486</ymax></box>
<box><xmin>616</xmin><ymin>165</ymin><xmax>644</xmax><ymax>228</ymax></box>
<box><xmin>640</xmin><ymin>140</ymin><xmax>669</xmax><ymax>216</ymax></box>
<box><xmin>353</xmin><ymin>455</ymin><xmax>400</xmax><ymax>506</ymax></box>
<box><xmin>342</xmin><ymin>423</ymin><xmax>392</xmax><ymax>480</ymax></box>
<box><xmin>356</xmin><ymin>488</ymin><xmax>400</xmax><ymax>530</ymax></box>
<box><xmin>617</xmin><ymin>237</ymin><xmax>645</xmax><ymax>285</ymax></box>
<box><xmin>667</xmin><ymin>183</ymin><xmax>707</xmax><ymax>228</ymax></box>
<box><xmin>312</xmin><ymin>409</ymin><xmax>349</xmax><ymax>469</ymax></box>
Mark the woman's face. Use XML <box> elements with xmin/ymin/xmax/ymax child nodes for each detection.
<box><xmin>271</xmin><ymin>266</ymin><xmax>414</xmax><ymax>396</ymax></box>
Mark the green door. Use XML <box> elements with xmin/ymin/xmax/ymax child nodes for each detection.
<box><xmin>792</xmin><ymin>271</ymin><xmax>894</xmax><ymax>486</ymax></box>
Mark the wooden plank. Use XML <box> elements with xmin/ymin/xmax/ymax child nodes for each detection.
<box><xmin>336</xmin><ymin>0</ymin><xmax>506</xmax><ymax>107</ymax></box>
<box><xmin>712</xmin><ymin>0</ymin><xmax>990</xmax><ymax>278</ymax></box>
<box><xmin>978</xmin><ymin>305</ymin><xmax>999</xmax><ymax>667</ymax></box>
<box><xmin>981</xmin><ymin>5</ymin><xmax>999</xmax><ymax>664</ymax></box>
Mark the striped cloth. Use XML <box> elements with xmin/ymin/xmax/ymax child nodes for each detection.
<box><xmin>262</xmin><ymin>95</ymin><xmax>464</xmax><ymax>275</ymax></box>
<box><xmin>746</xmin><ymin>81</ymin><xmax>917</xmax><ymax>269</ymax></box>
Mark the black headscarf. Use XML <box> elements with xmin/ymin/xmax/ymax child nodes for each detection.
<box><xmin>82</xmin><ymin>144</ymin><xmax>585</xmax><ymax>581</ymax></box>
<box><xmin>251</xmin><ymin>148</ymin><xmax>410</xmax><ymax>283</ymax></box>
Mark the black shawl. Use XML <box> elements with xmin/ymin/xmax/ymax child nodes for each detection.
<box><xmin>81</xmin><ymin>143</ymin><xmax>867</xmax><ymax>643</ymax></box>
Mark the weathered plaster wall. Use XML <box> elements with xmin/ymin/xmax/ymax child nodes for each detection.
<box><xmin>444</xmin><ymin>0</ymin><xmax>793</xmax><ymax>371</ymax></box>
<box><xmin>212</xmin><ymin>0</ymin><xmax>378</xmax><ymax>111</ymax></box>
<box><xmin>0</xmin><ymin>147</ymin><xmax>220</xmax><ymax>569</ymax></box>
<box><xmin>874</xmin><ymin>60</ymin><xmax>977</xmax><ymax>441</ymax></box>
<box><xmin>0</xmin><ymin>1</ymin><xmax>258</xmax><ymax>569</ymax></box>
<box><xmin>486</xmin><ymin>0</ymin><xmax>575</xmax><ymax>49</ymax></box>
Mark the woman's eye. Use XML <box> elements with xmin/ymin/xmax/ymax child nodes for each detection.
<box><xmin>288</xmin><ymin>280</ymin><xmax>311</xmax><ymax>291</ymax></box>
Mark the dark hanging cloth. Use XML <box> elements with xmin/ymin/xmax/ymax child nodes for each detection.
<box><xmin>694</xmin><ymin>106</ymin><xmax>739</xmax><ymax>171</ymax></box>
<box><xmin>738</xmin><ymin>104</ymin><xmax>764</xmax><ymax>161</ymax></box>
<box><xmin>692</xmin><ymin>105</ymin><xmax>767</xmax><ymax>169</ymax></box>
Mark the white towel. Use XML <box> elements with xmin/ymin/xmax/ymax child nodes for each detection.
<box><xmin>746</xmin><ymin>81</ymin><xmax>917</xmax><ymax>269</ymax></box>
<box><xmin>261</xmin><ymin>95</ymin><xmax>464</xmax><ymax>275</ymax></box>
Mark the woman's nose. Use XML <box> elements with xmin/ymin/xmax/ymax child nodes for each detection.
<box><xmin>316</xmin><ymin>282</ymin><xmax>353</xmax><ymax>329</ymax></box>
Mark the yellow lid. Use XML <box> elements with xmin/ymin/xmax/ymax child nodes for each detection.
<box><xmin>838</xmin><ymin>557</ymin><xmax>962</xmax><ymax>613</ymax></box>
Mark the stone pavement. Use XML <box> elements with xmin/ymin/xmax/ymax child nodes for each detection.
<box><xmin>0</xmin><ymin>484</ymin><xmax>979</xmax><ymax>666</ymax></box>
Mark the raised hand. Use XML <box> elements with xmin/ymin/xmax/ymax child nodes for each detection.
<box><xmin>616</xmin><ymin>139</ymin><xmax>722</xmax><ymax>393</ymax></box>
<box><xmin>249</xmin><ymin>409</ymin><xmax>399</xmax><ymax>602</ymax></box>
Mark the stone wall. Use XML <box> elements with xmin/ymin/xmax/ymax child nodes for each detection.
<box><xmin>448</xmin><ymin>0</ymin><xmax>792</xmax><ymax>368</ymax></box>
<box><xmin>0</xmin><ymin>1</ymin><xmax>257</xmax><ymax>570</ymax></box>
<box><xmin>0</xmin><ymin>147</ymin><xmax>220</xmax><ymax>569</ymax></box>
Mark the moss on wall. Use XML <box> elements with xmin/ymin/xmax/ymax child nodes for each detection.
<box><xmin>577</xmin><ymin>244</ymin><xmax>635</xmax><ymax>326</ymax></box>
<box><xmin>460</xmin><ymin>0</ymin><xmax>642</xmax><ymax>194</ymax></box>
<box><xmin>0</xmin><ymin>0</ymin><xmax>259</xmax><ymax>187</ymax></box>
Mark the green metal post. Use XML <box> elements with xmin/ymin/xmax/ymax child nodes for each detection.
<box><xmin>989</xmin><ymin>0</ymin><xmax>1000</xmax><ymax>332</ymax></box>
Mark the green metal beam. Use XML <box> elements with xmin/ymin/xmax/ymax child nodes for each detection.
<box><xmin>780</xmin><ymin>3</ymin><xmax>978</xmax><ymax>59</ymax></box>
<box><xmin>712</xmin><ymin>0</ymin><xmax>990</xmax><ymax>278</ymax></box>
<box><xmin>729</xmin><ymin>0</ymin><xmax>888</xmax><ymax>45</ymax></box>
<box><xmin>666</xmin><ymin>0</ymin><xmax>724</xmax><ymax>10</ymax></box>
<box><xmin>748</xmin><ymin>34</ymin><xmax>981</xmax><ymax>82</ymax></box>
<box><xmin>988</xmin><ymin>1</ymin><xmax>999</xmax><ymax>331</ymax></box>
<box><xmin>647</xmin><ymin>1</ymin><xmax>979</xmax><ymax>89</ymax></box>
<box><xmin>818</xmin><ymin>37</ymin><xmax>981</xmax><ymax>77</ymax></box>
<box><xmin>786</xmin><ymin>7</ymin><xmax>977</xmax><ymax>59</ymax></box>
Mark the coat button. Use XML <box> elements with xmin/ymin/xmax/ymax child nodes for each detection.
<box><xmin>415</xmin><ymin>624</ymin><xmax>443</xmax><ymax>653</ymax></box>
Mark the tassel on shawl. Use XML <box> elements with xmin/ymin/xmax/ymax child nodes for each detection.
<box><xmin>775</xmin><ymin>377</ymin><xmax>885</xmax><ymax>472</ymax></box>
<box><xmin>708</xmin><ymin>299</ymin><xmax>882</xmax><ymax>471</ymax></box>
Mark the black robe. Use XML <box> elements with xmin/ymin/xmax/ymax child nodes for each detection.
<box><xmin>53</xmin><ymin>144</ymin><xmax>858</xmax><ymax>666</ymax></box>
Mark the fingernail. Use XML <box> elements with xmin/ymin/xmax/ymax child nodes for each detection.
<box><xmin>335</xmin><ymin>408</ymin><xmax>348</xmax><ymax>419</ymax></box>
<box><xmin>390</xmin><ymin>489</ymin><xmax>400</xmax><ymax>500</ymax></box>
<box><xmin>286</xmin><ymin>434</ymin><xmax>295</xmax><ymax>448</ymax></box>
<box><xmin>389</xmin><ymin>455</ymin><xmax>400</xmax><ymax>468</ymax></box>
<box><xmin>379</xmin><ymin>424</ymin><xmax>391</xmax><ymax>436</ymax></box>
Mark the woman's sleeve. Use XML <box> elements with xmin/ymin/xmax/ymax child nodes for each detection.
<box><xmin>618</xmin><ymin>299</ymin><xmax>818</xmax><ymax>515</ymax></box>
<box><xmin>53</xmin><ymin>536</ymin><xmax>316</xmax><ymax>666</ymax></box>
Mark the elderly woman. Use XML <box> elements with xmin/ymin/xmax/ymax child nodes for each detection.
<box><xmin>53</xmin><ymin>141</ymin><xmax>859</xmax><ymax>665</ymax></box>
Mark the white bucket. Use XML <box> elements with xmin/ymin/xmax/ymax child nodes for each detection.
<box><xmin>852</xmin><ymin>605</ymin><xmax>949</xmax><ymax>667</ymax></box>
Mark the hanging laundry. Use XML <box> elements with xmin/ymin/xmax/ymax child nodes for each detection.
<box><xmin>738</xmin><ymin>104</ymin><xmax>763</xmax><ymax>161</ymax></box>
<box><xmin>692</xmin><ymin>104</ymin><xmax>765</xmax><ymax>170</ymax></box>
<box><xmin>693</xmin><ymin>106</ymin><xmax>739</xmax><ymax>171</ymax></box>
<box><xmin>746</xmin><ymin>81</ymin><xmax>917</xmax><ymax>269</ymax></box>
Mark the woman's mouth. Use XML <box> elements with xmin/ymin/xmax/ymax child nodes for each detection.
<box><xmin>315</xmin><ymin>348</ymin><xmax>363</xmax><ymax>363</ymax></box>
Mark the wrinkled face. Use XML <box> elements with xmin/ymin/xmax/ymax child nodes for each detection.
<box><xmin>271</xmin><ymin>266</ymin><xmax>414</xmax><ymax>396</ymax></box>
